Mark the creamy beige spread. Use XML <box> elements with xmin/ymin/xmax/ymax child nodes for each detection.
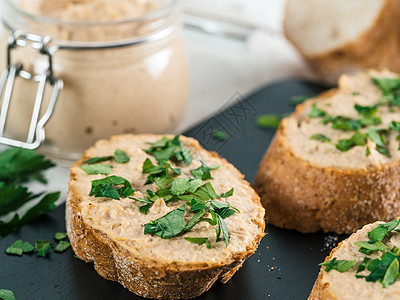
<box><xmin>69</xmin><ymin>135</ymin><xmax>265</xmax><ymax>265</ymax></box>
<box><xmin>0</xmin><ymin>0</ymin><xmax>188</xmax><ymax>160</ymax></box>
<box><xmin>284</xmin><ymin>71</ymin><xmax>400</xmax><ymax>169</ymax></box>
<box><xmin>321</xmin><ymin>222</ymin><xmax>400</xmax><ymax>300</ymax></box>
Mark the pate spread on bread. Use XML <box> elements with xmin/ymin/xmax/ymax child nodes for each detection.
<box><xmin>254</xmin><ymin>70</ymin><xmax>400</xmax><ymax>234</ymax></box>
<box><xmin>67</xmin><ymin>134</ymin><xmax>265</xmax><ymax>299</ymax></box>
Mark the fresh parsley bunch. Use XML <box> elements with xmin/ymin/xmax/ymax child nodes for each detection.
<box><xmin>0</xmin><ymin>148</ymin><xmax>59</xmax><ymax>238</ymax></box>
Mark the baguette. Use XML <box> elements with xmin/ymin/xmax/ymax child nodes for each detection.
<box><xmin>309</xmin><ymin>220</ymin><xmax>400</xmax><ymax>299</ymax></box>
<box><xmin>254</xmin><ymin>70</ymin><xmax>400</xmax><ymax>234</ymax></box>
<box><xmin>284</xmin><ymin>0</ymin><xmax>400</xmax><ymax>84</ymax></box>
<box><xmin>67</xmin><ymin>134</ymin><xmax>265</xmax><ymax>299</ymax></box>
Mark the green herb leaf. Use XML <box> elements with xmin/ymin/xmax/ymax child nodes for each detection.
<box><xmin>35</xmin><ymin>240</ymin><xmax>52</xmax><ymax>258</ymax></box>
<box><xmin>357</xmin><ymin>257</ymin><xmax>371</xmax><ymax>273</ymax></box>
<box><xmin>369</xmin><ymin>219</ymin><xmax>400</xmax><ymax>242</ymax></box>
<box><xmin>367</xmin><ymin>127</ymin><xmax>390</xmax><ymax>157</ymax></box>
<box><xmin>190</xmin><ymin>161</ymin><xmax>219</xmax><ymax>180</ymax></box>
<box><xmin>170</xmin><ymin>177</ymin><xmax>203</xmax><ymax>196</ymax></box>
<box><xmin>5</xmin><ymin>246</ymin><xmax>22</xmax><ymax>256</ymax></box>
<box><xmin>311</xmin><ymin>134</ymin><xmax>331</xmax><ymax>143</ymax></box>
<box><xmin>320</xmin><ymin>257</ymin><xmax>357</xmax><ymax>272</ymax></box>
<box><xmin>351</xmin><ymin>91</ymin><xmax>361</xmax><ymax>96</ymax></box>
<box><xmin>0</xmin><ymin>148</ymin><xmax>54</xmax><ymax>185</ymax></box>
<box><xmin>192</xmin><ymin>182</ymin><xmax>219</xmax><ymax>200</ymax></box>
<box><xmin>184</xmin><ymin>237</ymin><xmax>210</xmax><ymax>248</ymax></box>
<box><xmin>309</xmin><ymin>103</ymin><xmax>327</xmax><ymax>118</ymax></box>
<box><xmin>54</xmin><ymin>240</ymin><xmax>71</xmax><ymax>253</ymax></box>
<box><xmin>212</xmin><ymin>130</ymin><xmax>227</xmax><ymax>141</ymax></box>
<box><xmin>220</xmin><ymin>188</ymin><xmax>234</xmax><ymax>198</ymax></box>
<box><xmin>290</xmin><ymin>95</ymin><xmax>315</xmax><ymax>106</ymax></box>
<box><xmin>336</xmin><ymin>131</ymin><xmax>367</xmax><ymax>152</ymax></box>
<box><xmin>83</xmin><ymin>156</ymin><xmax>113</xmax><ymax>165</ymax></box>
<box><xmin>372</xmin><ymin>77</ymin><xmax>400</xmax><ymax>107</ymax></box>
<box><xmin>0</xmin><ymin>289</ymin><xmax>16</xmax><ymax>300</ymax></box>
<box><xmin>0</xmin><ymin>192</ymin><xmax>59</xmax><ymax>238</ymax></box>
<box><xmin>80</xmin><ymin>164</ymin><xmax>112</xmax><ymax>175</ymax></box>
<box><xmin>54</xmin><ymin>232</ymin><xmax>68</xmax><ymax>240</ymax></box>
<box><xmin>114</xmin><ymin>149</ymin><xmax>130</xmax><ymax>164</ymax></box>
<box><xmin>256</xmin><ymin>114</ymin><xmax>281</xmax><ymax>129</ymax></box>
<box><xmin>365</xmin><ymin>252</ymin><xmax>398</xmax><ymax>286</ymax></box>
<box><xmin>144</xmin><ymin>135</ymin><xmax>192</xmax><ymax>166</ymax></box>
<box><xmin>354</xmin><ymin>241</ymin><xmax>388</xmax><ymax>254</ymax></box>
<box><xmin>366</xmin><ymin>146</ymin><xmax>371</xmax><ymax>156</ymax></box>
<box><xmin>89</xmin><ymin>176</ymin><xmax>134</xmax><ymax>200</ymax></box>
<box><xmin>0</xmin><ymin>183</ymin><xmax>38</xmax><ymax>218</ymax></box>
<box><xmin>216</xmin><ymin>215</ymin><xmax>230</xmax><ymax>246</ymax></box>
<box><xmin>144</xmin><ymin>204</ymin><xmax>186</xmax><ymax>239</ymax></box>
<box><xmin>382</xmin><ymin>258</ymin><xmax>400</xmax><ymax>287</ymax></box>
<box><xmin>322</xmin><ymin>115</ymin><xmax>362</xmax><ymax>131</ymax></box>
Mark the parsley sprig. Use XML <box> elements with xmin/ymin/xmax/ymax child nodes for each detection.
<box><xmin>0</xmin><ymin>148</ymin><xmax>59</xmax><ymax>238</ymax></box>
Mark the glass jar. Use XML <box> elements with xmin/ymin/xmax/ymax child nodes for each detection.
<box><xmin>0</xmin><ymin>0</ymin><xmax>189</xmax><ymax>162</ymax></box>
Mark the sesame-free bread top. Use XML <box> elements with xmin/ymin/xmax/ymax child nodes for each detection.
<box><xmin>285</xmin><ymin>70</ymin><xmax>400</xmax><ymax>168</ymax></box>
<box><xmin>309</xmin><ymin>221</ymin><xmax>400</xmax><ymax>300</ymax></box>
<box><xmin>67</xmin><ymin>134</ymin><xmax>265</xmax><ymax>299</ymax></box>
<box><xmin>253</xmin><ymin>70</ymin><xmax>400</xmax><ymax>234</ymax></box>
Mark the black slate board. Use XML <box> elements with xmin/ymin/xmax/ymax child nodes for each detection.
<box><xmin>0</xmin><ymin>79</ymin><xmax>346</xmax><ymax>300</ymax></box>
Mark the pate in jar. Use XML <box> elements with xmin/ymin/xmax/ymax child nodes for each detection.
<box><xmin>0</xmin><ymin>0</ymin><xmax>189</xmax><ymax>161</ymax></box>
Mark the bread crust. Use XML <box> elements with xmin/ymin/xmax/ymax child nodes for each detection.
<box><xmin>67</xmin><ymin>134</ymin><xmax>265</xmax><ymax>299</ymax></box>
<box><xmin>284</xmin><ymin>0</ymin><xmax>400</xmax><ymax>85</ymax></box>
<box><xmin>308</xmin><ymin>241</ymin><xmax>343</xmax><ymax>300</ymax></box>
<box><xmin>253</xmin><ymin>105</ymin><xmax>400</xmax><ymax>234</ymax></box>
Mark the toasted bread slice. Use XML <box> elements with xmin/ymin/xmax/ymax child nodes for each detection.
<box><xmin>67</xmin><ymin>134</ymin><xmax>265</xmax><ymax>299</ymax></box>
<box><xmin>309</xmin><ymin>220</ymin><xmax>400</xmax><ymax>299</ymax></box>
<box><xmin>284</xmin><ymin>0</ymin><xmax>400</xmax><ymax>84</ymax></box>
<box><xmin>254</xmin><ymin>70</ymin><xmax>400</xmax><ymax>234</ymax></box>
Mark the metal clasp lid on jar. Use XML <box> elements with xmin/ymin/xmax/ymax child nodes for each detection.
<box><xmin>0</xmin><ymin>30</ymin><xmax>63</xmax><ymax>149</ymax></box>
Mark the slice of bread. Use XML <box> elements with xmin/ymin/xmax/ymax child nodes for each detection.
<box><xmin>284</xmin><ymin>0</ymin><xmax>400</xmax><ymax>84</ymax></box>
<box><xmin>309</xmin><ymin>220</ymin><xmax>400</xmax><ymax>299</ymax></box>
<box><xmin>253</xmin><ymin>70</ymin><xmax>400</xmax><ymax>234</ymax></box>
<box><xmin>67</xmin><ymin>134</ymin><xmax>265</xmax><ymax>299</ymax></box>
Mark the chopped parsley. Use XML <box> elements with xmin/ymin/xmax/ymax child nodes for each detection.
<box><xmin>351</xmin><ymin>91</ymin><xmax>361</xmax><ymax>96</ymax></box>
<box><xmin>5</xmin><ymin>240</ymin><xmax>34</xmax><ymax>256</ymax></box>
<box><xmin>0</xmin><ymin>289</ymin><xmax>15</xmax><ymax>300</ymax></box>
<box><xmin>89</xmin><ymin>175</ymin><xmax>135</xmax><ymax>200</ymax></box>
<box><xmin>335</xmin><ymin>131</ymin><xmax>367</xmax><ymax>152</ymax></box>
<box><xmin>310</xmin><ymin>134</ymin><xmax>332</xmax><ymax>143</ymax></box>
<box><xmin>184</xmin><ymin>237</ymin><xmax>210</xmax><ymax>248</ymax></box>
<box><xmin>190</xmin><ymin>161</ymin><xmax>219</xmax><ymax>180</ymax></box>
<box><xmin>372</xmin><ymin>77</ymin><xmax>400</xmax><ymax>107</ymax></box>
<box><xmin>367</xmin><ymin>127</ymin><xmax>390</xmax><ymax>157</ymax></box>
<box><xmin>290</xmin><ymin>95</ymin><xmax>315</xmax><ymax>106</ymax></box>
<box><xmin>54</xmin><ymin>241</ymin><xmax>71</xmax><ymax>253</ymax></box>
<box><xmin>81</xmin><ymin>149</ymin><xmax>130</xmax><ymax>174</ymax></box>
<box><xmin>144</xmin><ymin>135</ymin><xmax>193</xmax><ymax>166</ymax></box>
<box><xmin>212</xmin><ymin>130</ymin><xmax>227</xmax><ymax>141</ymax></box>
<box><xmin>35</xmin><ymin>240</ymin><xmax>52</xmax><ymax>258</ymax></box>
<box><xmin>320</xmin><ymin>258</ymin><xmax>357</xmax><ymax>272</ymax></box>
<box><xmin>256</xmin><ymin>114</ymin><xmax>282</xmax><ymax>129</ymax></box>
<box><xmin>389</xmin><ymin>121</ymin><xmax>400</xmax><ymax>150</ymax></box>
<box><xmin>144</xmin><ymin>204</ymin><xmax>186</xmax><ymax>239</ymax></box>
<box><xmin>114</xmin><ymin>149</ymin><xmax>130</xmax><ymax>164</ymax></box>
<box><xmin>80</xmin><ymin>164</ymin><xmax>112</xmax><ymax>175</ymax></box>
<box><xmin>308</xmin><ymin>103</ymin><xmax>327</xmax><ymax>118</ymax></box>
<box><xmin>321</xmin><ymin>219</ymin><xmax>400</xmax><ymax>288</ymax></box>
<box><xmin>142</xmin><ymin>158</ymin><xmax>180</xmax><ymax>185</ymax></box>
<box><xmin>54</xmin><ymin>232</ymin><xmax>68</xmax><ymax>241</ymax></box>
